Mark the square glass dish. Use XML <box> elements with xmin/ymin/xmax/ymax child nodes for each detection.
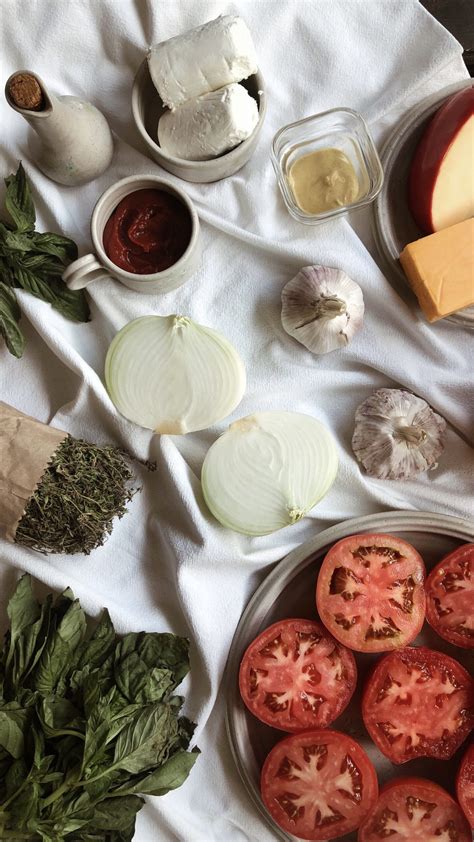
<box><xmin>272</xmin><ymin>108</ymin><xmax>384</xmax><ymax>225</ymax></box>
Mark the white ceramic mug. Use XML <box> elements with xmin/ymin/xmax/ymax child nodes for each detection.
<box><xmin>62</xmin><ymin>175</ymin><xmax>201</xmax><ymax>294</ymax></box>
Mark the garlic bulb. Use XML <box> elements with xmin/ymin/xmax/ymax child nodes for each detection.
<box><xmin>352</xmin><ymin>388</ymin><xmax>446</xmax><ymax>480</ymax></box>
<box><xmin>281</xmin><ymin>265</ymin><xmax>364</xmax><ymax>355</ymax></box>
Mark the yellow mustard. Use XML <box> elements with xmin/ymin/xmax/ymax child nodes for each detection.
<box><xmin>288</xmin><ymin>147</ymin><xmax>360</xmax><ymax>214</ymax></box>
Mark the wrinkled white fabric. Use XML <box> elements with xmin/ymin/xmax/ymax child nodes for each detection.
<box><xmin>0</xmin><ymin>1</ymin><xmax>473</xmax><ymax>841</ymax></box>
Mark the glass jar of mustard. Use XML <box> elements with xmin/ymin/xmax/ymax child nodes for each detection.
<box><xmin>271</xmin><ymin>108</ymin><xmax>383</xmax><ymax>225</ymax></box>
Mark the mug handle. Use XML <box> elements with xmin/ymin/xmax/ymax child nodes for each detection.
<box><xmin>62</xmin><ymin>254</ymin><xmax>113</xmax><ymax>290</ymax></box>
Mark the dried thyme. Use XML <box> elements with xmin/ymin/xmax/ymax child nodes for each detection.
<box><xmin>15</xmin><ymin>435</ymin><xmax>138</xmax><ymax>554</ymax></box>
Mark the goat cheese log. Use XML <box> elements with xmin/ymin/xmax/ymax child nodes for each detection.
<box><xmin>158</xmin><ymin>83</ymin><xmax>259</xmax><ymax>161</ymax></box>
<box><xmin>148</xmin><ymin>15</ymin><xmax>258</xmax><ymax>110</ymax></box>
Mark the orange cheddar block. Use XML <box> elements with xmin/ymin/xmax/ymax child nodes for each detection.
<box><xmin>399</xmin><ymin>217</ymin><xmax>474</xmax><ymax>322</ymax></box>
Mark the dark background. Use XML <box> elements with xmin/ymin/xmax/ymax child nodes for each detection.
<box><xmin>422</xmin><ymin>0</ymin><xmax>474</xmax><ymax>75</ymax></box>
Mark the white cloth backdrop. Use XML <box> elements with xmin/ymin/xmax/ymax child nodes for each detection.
<box><xmin>0</xmin><ymin>1</ymin><xmax>473</xmax><ymax>840</ymax></box>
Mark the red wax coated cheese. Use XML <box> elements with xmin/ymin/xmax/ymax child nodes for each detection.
<box><xmin>409</xmin><ymin>87</ymin><xmax>474</xmax><ymax>234</ymax></box>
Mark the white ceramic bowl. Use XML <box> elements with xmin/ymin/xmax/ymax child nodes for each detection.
<box><xmin>62</xmin><ymin>175</ymin><xmax>201</xmax><ymax>294</ymax></box>
<box><xmin>132</xmin><ymin>60</ymin><xmax>267</xmax><ymax>183</ymax></box>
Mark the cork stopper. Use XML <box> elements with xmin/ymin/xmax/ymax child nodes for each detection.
<box><xmin>7</xmin><ymin>73</ymin><xmax>45</xmax><ymax>111</ymax></box>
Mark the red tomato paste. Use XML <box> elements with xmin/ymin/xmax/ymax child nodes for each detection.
<box><xmin>103</xmin><ymin>189</ymin><xmax>192</xmax><ymax>274</ymax></box>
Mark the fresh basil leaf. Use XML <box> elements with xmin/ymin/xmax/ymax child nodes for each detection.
<box><xmin>0</xmin><ymin>221</ymin><xmax>14</xmax><ymax>240</ymax></box>
<box><xmin>18</xmin><ymin>252</ymin><xmax>65</xmax><ymax>275</ymax></box>
<box><xmin>176</xmin><ymin>715</ymin><xmax>196</xmax><ymax>749</ymax></box>
<box><xmin>1</xmin><ymin>754</ymin><xmax>17</xmax><ymax>800</ymax></box>
<box><xmin>0</xmin><ymin>578</ymin><xmax>198</xmax><ymax>836</ymax></box>
<box><xmin>70</xmin><ymin>827</ymin><xmax>136</xmax><ymax>842</ymax></box>
<box><xmin>80</xmin><ymin>668</ymin><xmax>102</xmax><ymax>717</ymax></box>
<box><xmin>5</xmin><ymin>756</ymin><xmax>28</xmax><ymax>796</ymax></box>
<box><xmin>32</xmin><ymin>231</ymin><xmax>78</xmax><ymax>263</ymax></box>
<box><xmin>69</xmin><ymin>663</ymin><xmax>92</xmax><ymax>695</ymax></box>
<box><xmin>29</xmin><ymin>827</ymin><xmax>59</xmax><ymax>842</ymax></box>
<box><xmin>12</xmin><ymin>262</ymin><xmax>90</xmax><ymax>323</ymax></box>
<box><xmin>47</xmin><ymin>789</ymin><xmax>93</xmax><ymax>826</ymax></box>
<box><xmin>80</xmin><ymin>661</ymin><xmax>118</xmax><ymax>719</ymax></box>
<box><xmin>81</xmin><ymin>695</ymin><xmax>138</xmax><ymax>778</ymax></box>
<box><xmin>111</xmin><ymin>703</ymin><xmax>178</xmax><ymax>775</ymax></box>
<box><xmin>39</xmin><ymin>696</ymin><xmax>85</xmax><ymax>740</ymax></box>
<box><xmin>33</xmin><ymin>600</ymin><xmax>86</xmax><ymax>695</ymax></box>
<box><xmin>53</xmin><ymin>587</ymin><xmax>75</xmax><ymax>619</ymax></box>
<box><xmin>54</xmin><ymin>734</ymin><xmax>84</xmax><ymax>774</ymax></box>
<box><xmin>0</xmin><ymin>254</ymin><xmax>18</xmax><ymax>286</ymax></box>
<box><xmin>6</xmin><ymin>575</ymin><xmax>40</xmax><ymax>665</ymax></box>
<box><xmin>16</xmin><ymin>687</ymin><xmax>40</xmax><ymax>708</ymax></box>
<box><xmin>92</xmin><ymin>795</ymin><xmax>144</xmax><ymax>831</ymax></box>
<box><xmin>0</xmin><ymin>164</ymin><xmax>88</xmax><ymax>354</ymax></box>
<box><xmin>3</xmin><ymin>230</ymin><xmax>35</xmax><ymax>252</ymax></box>
<box><xmin>56</xmin><ymin>597</ymin><xmax>87</xmax><ymax>650</ymax></box>
<box><xmin>0</xmin><ymin>708</ymin><xmax>28</xmax><ymax>758</ymax></box>
<box><xmin>83</xmin><ymin>691</ymin><xmax>146</xmax><ymax>780</ymax></box>
<box><xmin>83</xmin><ymin>769</ymin><xmax>120</xmax><ymax>803</ymax></box>
<box><xmin>104</xmin><ymin>707</ymin><xmax>144</xmax><ymax>750</ymax></box>
<box><xmin>30</xmin><ymin>720</ymin><xmax>46</xmax><ymax>768</ymax></box>
<box><xmin>7</xmin><ymin>595</ymin><xmax>52</xmax><ymax>696</ymax></box>
<box><xmin>0</xmin><ymin>281</ymin><xmax>24</xmax><ymax>357</ymax></box>
<box><xmin>82</xmin><ymin>718</ymin><xmax>111</xmax><ymax>774</ymax></box>
<box><xmin>68</xmin><ymin>836</ymin><xmax>106</xmax><ymax>842</ymax></box>
<box><xmin>42</xmin><ymin>277</ymin><xmax>90</xmax><ymax>322</ymax></box>
<box><xmin>19</xmin><ymin>595</ymin><xmax>53</xmax><ymax>684</ymax></box>
<box><xmin>115</xmin><ymin>824</ymin><xmax>138</xmax><ymax>842</ymax></box>
<box><xmin>112</xmin><ymin>747</ymin><xmax>200</xmax><ymax>797</ymax></box>
<box><xmin>114</xmin><ymin>652</ymin><xmax>174</xmax><ymax>705</ymax></box>
<box><xmin>75</xmin><ymin>610</ymin><xmax>116</xmax><ymax>672</ymax></box>
<box><xmin>115</xmin><ymin>633</ymin><xmax>190</xmax><ymax>692</ymax></box>
<box><xmin>9</xmin><ymin>780</ymin><xmax>40</xmax><ymax>824</ymax></box>
<box><xmin>53</xmin><ymin>818</ymin><xmax>92</xmax><ymax>835</ymax></box>
<box><xmin>33</xmin><ymin>634</ymin><xmax>70</xmax><ymax>697</ymax></box>
<box><xmin>0</xmin><ymin>646</ymin><xmax>5</xmax><ymax>696</ymax></box>
<box><xmin>4</xmin><ymin>163</ymin><xmax>35</xmax><ymax>233</ymax></box>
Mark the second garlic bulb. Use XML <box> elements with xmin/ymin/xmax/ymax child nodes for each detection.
<box><xmin>281</xmin><ymin>265</ymin><xmax>364</xmax><ymax>355</ymax></box>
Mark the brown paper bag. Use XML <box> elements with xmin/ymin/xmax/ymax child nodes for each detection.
<box><xmin>0</xmin><ymin>402</ymin><xmax>66</xmax><ymax>541</ymax></box>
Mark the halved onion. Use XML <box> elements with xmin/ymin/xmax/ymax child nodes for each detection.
<box><xmin>105</xmin><ymin>315</ymin><xmax>246</xmax><ymax>434</ymax></box>
<box><xmin>202</xmin><ymin>411</ymin><xmax>338</xmax><ymax>535</ymax></box>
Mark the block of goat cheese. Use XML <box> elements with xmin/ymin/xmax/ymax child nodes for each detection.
<box><xmin>148</xmin><ymin>15</ymin><xmax>258</xmax><ymax>110</ymax></box>
<box><xmin>158</xmin><ymin>83</ymin><xmax>259</xmax><ymax>161</ymax></box>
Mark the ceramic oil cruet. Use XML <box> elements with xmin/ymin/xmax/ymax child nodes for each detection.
<box><xmin>5</xmin><ymin>71</ymin><xmax>114</xmax><ymax>186</ymax></box>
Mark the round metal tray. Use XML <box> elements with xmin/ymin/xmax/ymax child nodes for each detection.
<box><xmin>226</xmin><ymin>511</ymin><xmax>474</xmax><ymax>842</ymax></box>
<box><xmin>373</xmin><ymin>79</ymin><xmax>474</xmax><ymax>330</ymax></box>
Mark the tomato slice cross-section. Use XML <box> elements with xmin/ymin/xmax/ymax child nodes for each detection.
<box><xmin>358</xmin><ymin>777</ymin><xmax>472</xmax><ymax>841</ymax></box>
<box><xmin>457</xmin><ymin>742</ymin><xmax>474</xmax><ymax>828</ymax></box>
<box><xmin>426</xmin><ymin>543</ymin><xmax>474</xmax><ymax>649</ymax></box>
<box><xmin>239</xmin><ymin>618</ymin><xmax>357</xmax><ymax>731</ymax></box>
<box><xmin>261</xmin><ymin>729</ymin><xmax>378</xmax><ymax>841</ymax></box>
<box><xmin>316</xmin><ymin>533</ymin><xmax>426</xmax><ymax>653</ymax></box>
<box><xmin>362</xmin><ymin>646</ymin><xmax>474</xmax><ymax>763</ymax></box>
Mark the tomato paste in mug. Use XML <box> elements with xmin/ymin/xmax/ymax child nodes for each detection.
<box><xmin>103</xmin><ymin>188</ymin><xmax>192</xmax><ymax>274</ymax></box>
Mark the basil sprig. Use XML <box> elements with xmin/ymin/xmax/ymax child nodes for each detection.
<box><xmin>0</xmin><ymin>163</ymin><xmax>90</xmax><ymax>358</ymax></box>
<box><xmin>0</xmin><ymin>575</ymin><xmax>199</xmax><ymax>841</ymax></box>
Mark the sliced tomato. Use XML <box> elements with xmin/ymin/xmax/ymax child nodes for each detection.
<box><xmin>358</xmin><ymin>777</ymin><xmax>472</xmax><ymax>841</ymax></box>
<box><xmin>316</xmin><ymin>533</ymin><xmax>426</xmax><ymax>653</ymax></box>
<box><xmin>261</xmin><ymin>729</ymin><xmax>378</xmax><ymax>841</ymax></box>
<box><xmin>426</xmin><ymin>544</ymin><xmax>474</xmax><ymax>649</ymax></box>
<box><xmin>239</xmin><ymin>618</ymin><xmax>357</xmax><ymax>732</ymax></box>
<box><xmin>457</xmin><ymin>742</ymin><xmax>474</xmax><ymax>827</ymax></box>
<box><xmin>362</xmin><ymin>646</ymin><xmax>474</xmax><ymax>764</ymax></box>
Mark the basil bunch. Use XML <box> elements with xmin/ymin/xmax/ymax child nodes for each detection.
<box><xmin>0</xmin><ymin>163</ymin><xmax>90</xmax><ymax>358</ymax></box>
<box><xmin>0</xmin><ymin>576</ymin><xmax>199</xmax><ymax>841</ymax></box>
